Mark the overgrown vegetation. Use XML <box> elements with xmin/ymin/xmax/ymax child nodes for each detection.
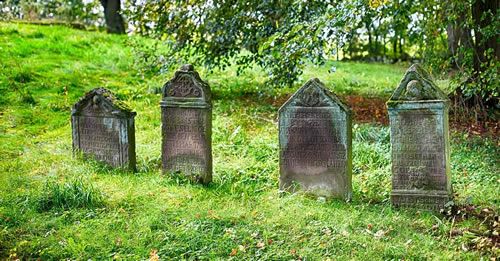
<box><xmin>36</xmin><ymin>178</ymin><xmax>105</xmax><ymax>211</ymax></box>
<box><xmin>0</xmin><ymin>23</ymin><xmax>498</xmax><ymax>259</ymax></box>
<box><xmin>2</xmin><ymin>0</ymin><xmax>497</xmax><ymax>118</ymax></box>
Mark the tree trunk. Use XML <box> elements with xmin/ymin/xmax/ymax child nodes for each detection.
<box><xmin>366</xmin><ymin>23</ymin><xmax>372</xmax><ymax>58</ymax></box>
<box><xmin>399</xmin><ymin>34</ymin><xmax>404</xmax><ymax>59</ymax></box>
<box><xmin>450</xmin><ymin>0</ymin><xmax>498</xmax><ymax>121</ymax></box>
<box><xmin>392</xmin><ymin>34</ymin><xmax>398</xmax><ymax>63</ymax></box>
<box><xmin>383</xmin><ymin>34</ymin><xmax>386</xmax><ymax>61</ymax></box>
<box><xmin>100</xmin><ymin>0</ymin><xmax>125</xmax><ymax>34</ymax></box>
<box><xmin>446</xmin><ymin>24</ymin><xmax>459</xmax><ymax>57</ymax></box>
<box><xmin>472</xmin><ymin>0</ymin><xmax>499</xmax><ymax>72</ymax></box>
<box><xmin>336</xmin><ymin>42</ymin><xmax>339</xmax><ymax>61</ymax></box>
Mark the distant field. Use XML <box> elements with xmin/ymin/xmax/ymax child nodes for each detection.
<box><xmin>0</xmin><ymin>23</ymin><xmax>497</xmax><ymax>259</ymax></box>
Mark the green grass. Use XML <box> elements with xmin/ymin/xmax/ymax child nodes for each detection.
<box><xmin>0</xmin><ymin>22</ymin><xmax>498</xmax><ymax>259</ymax></box>
<box><xmin>36</xmin><ymin>178</ymin><xmax>105</xmax><ymax>211</ymax></box>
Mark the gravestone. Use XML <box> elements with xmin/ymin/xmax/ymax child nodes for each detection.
<box><xmin>279</xmin><ymin>78</ymin><xmax>352</xmax><ymax>199</ymax></box>
<box><xmin>160</xmin><ymin>64</ymin><xmax>212</xmax><ymax>183</ymax></box>
<box><xmin>387</xmin><ymin>64</ymin><xmax>451</xmax><ymax>210</ymax></box>
<box><xmin>71</xmin><ymin>88</ymin><xmax>136</xmax><ymax>170</ymax></box>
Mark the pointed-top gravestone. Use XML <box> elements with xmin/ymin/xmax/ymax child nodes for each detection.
<box><xmin>279</xmin><ymin>78</ymin><xmax>352</xmax><ymax>199</ymax></box>
<box><xmin>388</xmin><ymin>64</ymin><xmax>448</xmax><ymax>102</ymax></box>
<box><xmin>160</xmin><ymin>64</ymin><xmax>212</xmax><ymax>184</ymax></box>
<box><xmin>71</xmin><ymin>87</ymin><xmax>136</xmax><ymax>170</ymax></box>
<box><xmin>387</xmin><ymin>64</ymin><xmax>451</xmax><ymax>210</ymax></box>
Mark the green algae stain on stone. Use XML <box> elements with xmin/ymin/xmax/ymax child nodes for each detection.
<box><xmin>160</xmin><ymin>64</ymin><xmax>212</xmax><ymax>184</ymax></box>
<box><xmin>279</xmin><ymin>78</ymin><xmax>352</xmax><ymax>200</ymax></box>
<box><xmin>387</xmin><ymin>64</ymin><xmax>451</xmax><ymax>210</ymax></box>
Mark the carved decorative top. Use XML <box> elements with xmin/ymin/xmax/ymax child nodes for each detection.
<box><xmin>294</xmin><ymin>81</ymin><xmax>331</xmax><ymax>107</ymax></box>
<box><xmin>162</xmin><ymin>64</ymin><xmax>211</xmax><ymax>102</ymax></box>
<box><xmin>167</xmin><ymin>74</ymin><xmax>202</xmax><ymax>97</ymax></box>
<box><xmin>71</xmin><ymin>87</ymin><xmax>135</xmax><ymax>117</ymax></box>
<box><xmin>279</xmin><ymin>78</ymin><xmax>350</xmax><ymax>112</ymax></box>
<box><xmin>388</xmin><ymin>64</ymin><xmax>448</xmax><ymax>102</ymax></box>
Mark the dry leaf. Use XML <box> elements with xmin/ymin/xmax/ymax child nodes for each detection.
<box><xmin>149</xmin><ymin>249</ymin><xmax>159</xmax><ymax>261</ymax></box>
<box><xmin>374</xmin><ymin>230</ymin><xmax>385</xmax><ymax>239</ymax></box>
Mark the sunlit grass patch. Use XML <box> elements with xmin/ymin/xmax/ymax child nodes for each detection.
<box><xmin>36</xmin><ymin>178</ymin><xmax>105</xmax><ymax>211</ymax></box>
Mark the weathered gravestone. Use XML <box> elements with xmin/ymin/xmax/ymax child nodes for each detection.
<box><xmin>279</xmin><ymin>78</ymin><xmax>352</xmax><ymax>199</ymax></box>
<box><xmin>71</xmin><ymin>88</ymin><xmax>136</xmax><ymax>170</ymax></box>
<box><xmin>160</xmin><ymin>64</ymin><xmax>212</xmax><ymax>183</ymax></box>
<box><xmin>387</xmin><ymin>64</ymin><xmax>451</xmax><ymax>210</ymax></box>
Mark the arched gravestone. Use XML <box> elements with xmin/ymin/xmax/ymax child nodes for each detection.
<box><xmin>160</xmin><ymin>64</ymin><xmax>212</xmax><ymax>184</ymax></box>
<box><xmin>387</xmin><ymin>64</ymin><xmax>451</xmax><ymax>210</ymax></box>
<box><xmin>279</xmin><ymin>78</ymin><xmax>352</xmax><ymax>199</ymax></box>
<box><xmin>71</xmin><ymin>88</ymin><xmax>136</xmax><ymax>170</ymax></box>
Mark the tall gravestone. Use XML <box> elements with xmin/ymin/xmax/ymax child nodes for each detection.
<box><xmin>387</xmin><ymin>64</ymin><xmax>451</xmax><ymax>210</ymax></box>
<box><xmin>160</xmin><ymin>64</ymin><xmax>212</xmax><ymax>183</ymax></box>
<box><xmin>279</xmin><ymin>78</ymin><xmax>352</xmax><ymax>199</ymax></box>
<box><xmin>71</xmin><ymin>88</ymin><xmax>136</xmax><ymax>170</ymax></box>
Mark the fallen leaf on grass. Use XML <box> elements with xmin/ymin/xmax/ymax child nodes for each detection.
<box><xmin>229</xmin><ymin>248</ymin><xmax>237</xmax><ymax>256</ymax></box>
<box><xmin>374</xmin><ymin>230</ymin><xmax>386</xmax><ymax>239</ymax></box>
<box><xmin>322</xmin><ymin>228</ymin><xmax>332</xmax><ymax>236</ymax></box>
<box><xmin>149</xmin><ymin>249</ymin><xmax>159</xmax><ymax>261</ymax></box>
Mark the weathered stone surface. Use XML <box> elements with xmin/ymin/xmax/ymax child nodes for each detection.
<box><xmin>71</xmin><ymin>88</ymin><xmax>136</xmax><ymax>170</ymax></box>
<box><xmin>160</xmin><ymin>64</ymin><xmax>212</xmax><ymax>183</ymax></box>
<box><xmin>387</xmin><ymin>64</ymin><xmax>451</xmax><ymax>210</ymax></box>
<box><xmin>279</xmin><ymin>78</ymin><xmax>352</xmax><ymax>199</ymax></box>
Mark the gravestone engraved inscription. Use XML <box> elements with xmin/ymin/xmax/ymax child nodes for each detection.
<box><xmin>161</xmin><ymin>64</ymin><xmax>212</xmax><ymax>183</ymax></box>
<box><xmin>387</xmin><ymin>64</ymin><xmax>451</xmax><ymax>210</ymax></box>
<box><xmin>71</xmin><ymin>88</ymin><xmax>136</xmax><ymax>170</ymax></box>
<box><xmin>279</xmin><ymin>78</ymin><xmax>352</xmax><ymax>199</ymax></box>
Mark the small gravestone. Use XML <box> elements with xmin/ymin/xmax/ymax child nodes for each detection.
<box><xmin>279</xmin><ymin>78</ymin><xmax>352</xmax><ymax>199</ymax></box>
<box><xmin>160</xmin><ymin>64</ymin><xmax>212</xmax><ymax>183</ymax></box>
<box><xmin>387</xmin><ymin>64</ymin><xmax>451</xmax><ymax>210</ymax></box>
<box><xmin>71</xmin><ymin>88</ymin><xmax>136</xmax><ymax>170</ymax></box>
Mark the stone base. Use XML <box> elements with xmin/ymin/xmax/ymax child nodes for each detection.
<box><xmin>391</xmin><ymin>190</ymin><xmax>450</xmax><ymax>211</ymax></box>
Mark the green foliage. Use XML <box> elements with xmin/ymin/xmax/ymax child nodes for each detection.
<box><xmin>0</xmin><ymin>23</ymin><xmax>498</xmax><ymax>259</ymax></box>
<box><xmin>418</xmin><ymin>0</ymin><xmax>499</xmax><ymax>111</ymax></box>
<box><xmin>123</xmin><ymin>0</ymin><xmax>497</xmax><ymax>112</ymax></box>
<box><xmin>123</xmin><ymin>0</ymin><xmax>353</xmax><ymax>87</ymax></box>
<box><xmin>2</xmin><ymin>0</ymin><xmax>497</xmax><ymax>108</ymax></box>
<box><xmin>36</xmin><ymin>178</ymin><xmax>105</xmax><ymax>211</ymax></box>
<box><xmin>0</xmin><ymin>0</ymin><xmax>102</xmax><ymax>24</ymax></box>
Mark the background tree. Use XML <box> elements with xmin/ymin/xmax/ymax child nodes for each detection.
<box><xmin>1</xmin><ymin>0</ymin><xmax>497</xmax><ymax>119</ymax></box>
<box><xmin>100</xmin><ymin>0</ymin><xmax>125</xmax><ymax>34</ymax></box>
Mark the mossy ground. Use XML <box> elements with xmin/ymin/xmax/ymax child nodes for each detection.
<box><xmin>0</xmin><ymin>23</ymin><xmax>498</xmax><ymax>259</ymax></box>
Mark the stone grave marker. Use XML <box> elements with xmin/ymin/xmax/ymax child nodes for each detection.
<box><xmin>160</xmin><ymin>64</ymin><xmax>212</xmax><ymax>183</ymax></box>
<box><xmin>279</xmin><ymin>78</ymin><xmax>352</xmax><ymax>199</ymax></box>
<box><xmin>387</xmin><ymin>64</ymin><xmax>451</xmax><ymax>210</ymax></box>
<box><xmin>71</xmin><ymin>88</ymin><xmax>136</xmax><ymax>170</ymax></box>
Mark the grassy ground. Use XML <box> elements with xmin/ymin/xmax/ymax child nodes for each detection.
<box><xmin>0</xmin><ymin>23</ymin><xmax>498</xmax><ymax>259</ymax></box>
